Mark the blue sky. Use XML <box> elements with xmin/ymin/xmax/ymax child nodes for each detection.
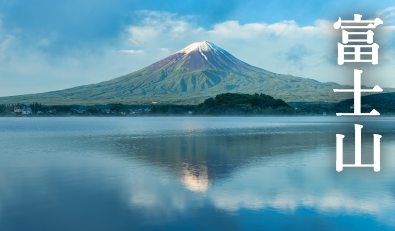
<box><xmin>0</xmin><ymin>0</ymin><xmax>395</xmax><ymax>96</ymax></box>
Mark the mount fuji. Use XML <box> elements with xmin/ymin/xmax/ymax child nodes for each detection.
<box><xmin>0</xmin><ymin>41</ymin><xmax>390</xmax><ymax>105</ymax></box>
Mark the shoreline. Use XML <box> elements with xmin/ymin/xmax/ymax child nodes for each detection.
<box><xmin>1</xmin><ymin>114</ymin><xmax>394</xmax><ymax>118</ymax></box>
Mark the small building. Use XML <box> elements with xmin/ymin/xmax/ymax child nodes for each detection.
<box><xmin>14</xmin><ymin>106</ymin><xmax>24</xmax><ymax>113</ymax></box>
<box><xmin>48</xmin><ymin>109</ymin><xmax>56</xmax><ymax>114</ymax></box>
<box><xmin>101</xmin><ymin>109</ymin><xmax>110</xmax><ymax>114</ymax></box>
<box><xmin>188</xmin><ymin>111</ymin><xmax>193</xmax><ymax>115</ymax></box>
<box><xmin>14</xmin><ymin>106</ymin><xmax>32</xmax><ymax>115</ymax></box>
<box><xmin>323</xmin><ymin>112</ymin><xmax>327</xmax><ymax>116</ymax></box>
<box><xmin>76</xmin><ymin>109</ymin><xmax>85</xmax><ymax>114</ymax></box>
<box><xmin>144</xmin><ymin>108</ymin><xmax>151</xmax><ymax>112</ymax></box>
<box><xmin>22</xmin><ymin>108</ymin><xmax>32</xmax><ymax>115</ymax></box>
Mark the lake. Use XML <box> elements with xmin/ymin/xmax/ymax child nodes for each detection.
<box><xmin>1</xmin><ymin>117</ymin><xmax>395</xmax><ymax>231</ymax></box>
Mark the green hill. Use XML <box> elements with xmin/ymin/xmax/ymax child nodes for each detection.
<box><xmin>193</xmin><ymin>93</ymin><xmax>293</xmax><ymax>115</ymax></box>
<box><xmin>333</xmin><ymin>92</ymin><xmax>395</xmax><ymax>114</ymax></box>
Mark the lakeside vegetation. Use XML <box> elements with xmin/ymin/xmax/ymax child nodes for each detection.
<box><xmin>0</xmin><ymin>103</ymin><xmax>196</xmax><ymax>116</ymax></box>
<box><xmin>193</xmin><ymin>93</ymin><xmax>295</xmax><ymax>115</ymax></box>
<box><xmin>194</xmin><ymin>92</ymin><xmax>395</xmax><ymax>115</ymax></box>
<box><xmin>2</xmin><ymin>92</ymin><xmax>395</xmax><ymax>116</ymax></box>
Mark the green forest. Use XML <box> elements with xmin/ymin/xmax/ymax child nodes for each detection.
<box><xmin>193</xmin><ymin>93</ymin><xmax>295</xmax><ymax>115</ymax></box>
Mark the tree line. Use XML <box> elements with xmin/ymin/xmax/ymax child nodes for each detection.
<box><xmin>2</xmin><ymin>92</ymin><xmax>395</xmax><ymax>116</ymax></box>
<box><xmin>193</xmin><ymin>93</ymin><xmax>295</xmax><ymax>115</ymax></box>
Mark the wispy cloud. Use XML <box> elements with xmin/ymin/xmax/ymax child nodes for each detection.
<box><xmin>284</xmin><ymin>44</ymin><xmax>313</xmax><ymax>71</ymax></box>
<box><xmin>119</xmin><ymin>49</ymin><xmax>145</xmax><ymax>54</ymax></box>
<box><xmin>127</xmin><ymin>10</ymin><xmax>204</xmax><ymax>42</ymax></box>
<box><xmin>377</xmin><ymin>6</ymin><xmax>395</xmax><ymax>19</ymax></box>
<box><xmin>128</xmin><ymin>39</ymin><xmax>147</xmax><ymax>46</ymax></box>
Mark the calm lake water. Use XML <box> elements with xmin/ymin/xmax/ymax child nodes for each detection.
<box><xmin>1</xmin><ymin>117</ymin><xmax>395</xmax><ymax>231</ymax></box>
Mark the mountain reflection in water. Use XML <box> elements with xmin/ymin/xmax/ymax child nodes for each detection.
<box><xmin>180</xmin><ymin>165</ymin><xmax>209</xmax><ymax>192</ymax></box>
<box><xmin>1</xmin><ymin>117</ymin><xmax>395</xmax><ymax>230</ymax></box>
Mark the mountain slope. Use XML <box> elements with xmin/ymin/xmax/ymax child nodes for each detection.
<box><xmin>1</xmin><ymin>41</ymin><xmax>393</xmax><ymax>105</ymax></box>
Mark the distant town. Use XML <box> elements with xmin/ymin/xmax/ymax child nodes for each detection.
<box><xmin>11</xmin><ymin>105</ymin><xmax>155</xmax><ymax>116</ymax></box>
<box><xmin>1</xmin><ymin>103</ymin><xmax>196</xmax><ymax>116</ymax></box>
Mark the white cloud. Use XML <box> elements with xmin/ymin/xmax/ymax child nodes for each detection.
<box><xmin>209</xmin><ymin>20</ymin><xmax>316</xmax><ymax>38</ymax></box>
<box><xmin>119</xmin><ymin>49</ymin><xmax>145</xmax><ymax>54</ymax></box>
<box><xmin>127</xmin><ymin>10</ymin><xmax>204</xmax><ymax>42</ymax></box>
<box><xmin>128</xmin><ymin>39</ymin><xmax>147</xmax><ymax>46</ymax></box>
<box><xmin>377</xmin><ymin>6</ymin><xmax>395</xmax><ymax>19</ymax></box>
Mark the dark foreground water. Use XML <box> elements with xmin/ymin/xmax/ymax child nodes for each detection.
<box><xmin>1</xmin><ymin>117</ymin><xmax>395</xmax><ymax>231</ymax></box>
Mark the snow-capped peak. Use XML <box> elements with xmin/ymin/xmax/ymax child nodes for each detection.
<box><xmin>175</xmin><ymin>41</ymin><xmax>225</xmax><ymax>56</ymax></box>
<box><xmin>173</xmin><ymin>41</ymin><xmax>231</xmax><ymax>62</ymax></box>
<box><xmin>149</xmin><ymin>41</ymin><xmax>252</xmax><ymax>72</ymax></box>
